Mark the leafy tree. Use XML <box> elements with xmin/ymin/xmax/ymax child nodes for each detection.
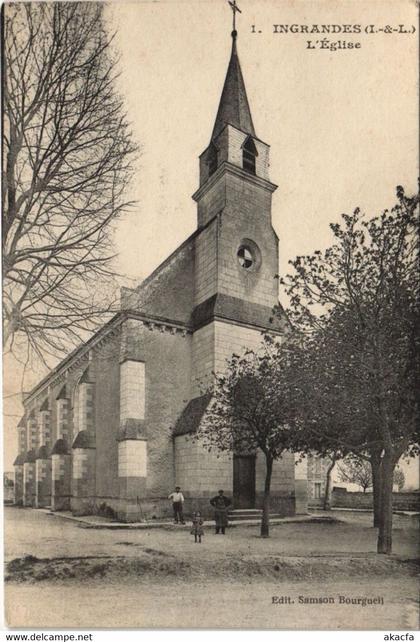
<box><xmin>3</xmin><ymin>2</ymin><xmax>137</xmax><ymax>365</ymax></box>
<box><xmin>337</xmin><ymin>458</ymin><xmax>372</xmax><ymax>492</ymax></box>
<box><xmin>277</xmin><ymin>185</ymin><xmax>420</xmax><ymax>554</ymax></box>
<box><xmin>196</xmin><ymin>347</ymin><xmax>296</xmax><ymax>538</ymax></box>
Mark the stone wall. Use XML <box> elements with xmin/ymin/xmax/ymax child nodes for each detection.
<box><xmin>13</xmin><ymin>466</ymin><xmax>23</xmax><ymax>505</ymax></box>
<box><xmin>307</xmin><ymin>454</ymin><xmax>332</xmax><ymax>502</ymax></box>
<box><xmin>196</xmin><ymin>170</ymin><xmax>228</xmax><ymax>228</ymax></box>
<box><xmin>35</xmin><ymin>457</ymin><xmax>51</xmax><ymax>508</ymax></box>
<box><xmin>331</xmin><ymin>487</ymin><xmax>420</xmax><ymax>512</ymax></box>
<box><xmin>224</xmin><ymin>126</ymin><xmax>270</xmax><ymax>181</ymax></box>
<box><xmin>217</xmin><ymin>172</ymin><xmax>278</xmax><ymax>308</ymax></box>
<box><xmin>27</xmin><ymin>415</ymin><xmax>38</xmax><ymax>451</ymax></box>
<box><xmin>214</xmin><ymin>320</ymin><xmax>268</xmax><ymax>372</ymax></box>
<box><xmin>191</xmin><ymin>320</ymin><xmax>273</xmax><ymax>397</ymax></box>
<box><xmin>93</xmin><ymin>338</ymin><xmax>120</xmax><ymax>504</ymax></box>
<box><xmin>23</xmin><ymin>462</ymin><xmax>36</xmax><ymax>507</ymax></box>
<box><xmin>174</xmin><ymin>435</ymin><xmax>296</xmax><ymax>518</ymax></box>
<box><xmin>18</xmin><ymin>426</ymin><xmax>26</xmax><ymax>454</ymax></box>
<box><xmin>121</xmin><ymin>238</ymin><xmax>195</xmax><ymax>325</ymax></box>
<box><xmin>198</xmin><ymin>125</ymin><xmax>270</xmax><ymax>189</ymax></box>
<box><xmin>51</xmin><ymin>453</ymin><xmax>71</xmax><ymax>511</ymax></box>
<box><xmin>191</xmin><ymin>323</ymin><xmax>215</xmax><ymax>396</ymax></box>
<box><xmin>56</xmin><ymin>398</ymin><xmax>70</xmax><ymax>442</ymax></box>
<box><xmin>194</xmin><ymin>218</ymin><xmax>218</xmax><ymax>305</ymax></box>
<box><xmin>174</xmin><ymin>434</ymin><xmax>232</xmax><ymax>517</ymax></box>
<box><xmin>114</xmin><ymin>318</ymin><xmax>191</xmax><ymax>520</ymax></box>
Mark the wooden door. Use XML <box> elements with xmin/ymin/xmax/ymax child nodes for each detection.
<box><xmin>233</xmin><ymin>455</ymin><xmax>256</xmax><ymax>508</ymax></box>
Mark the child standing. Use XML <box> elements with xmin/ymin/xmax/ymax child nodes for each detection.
<box><xmin>191</xmin><ymin>511</ymin><xmax>204</xmax><ymax>543</ymax></box>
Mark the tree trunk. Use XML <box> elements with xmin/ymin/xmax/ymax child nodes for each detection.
<box><xmin>261</xmin><ymin>456</ymin><xmax>273</xmax><ymax>538</ymax></box>
<box><xmin>323</xmin><ymin>457</ymin><xmax>336</xmax><ymax>510</ymax></box>
<box><xmin>370</xmin><ymin>453</ymin><xmax>382</xmax><ymax>528</ymax></box>
<box><xmin>377</xmin><ymin>454</ymin><xmax>394</xmax><ymax>554</ymax></box>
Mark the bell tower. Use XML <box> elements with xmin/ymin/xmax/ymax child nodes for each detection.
<box><xmin>185</xmin><ymin>22</ymin><xmax>295</xmax><ymax>515</ymax></box>
<box><xmin>191</xmin><ymin>29</ymin><xmax>280</xmax><ymax>329</ymax></box>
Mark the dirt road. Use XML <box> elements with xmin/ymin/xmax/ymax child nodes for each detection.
<box><xmin>6</xmin><ymin>577</ymin><xmax>419</xmax><ymax>629</ymax></box>
<box><xmin>5</xmin><ymin>507</ymin><xmax>419</xmax><ymax>629</ymax></box>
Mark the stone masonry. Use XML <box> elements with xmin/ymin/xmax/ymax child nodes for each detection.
<box><xmin>13</xmin><ymin>29</ymin><xmax>307</xmax><ymax>521</ymax></box>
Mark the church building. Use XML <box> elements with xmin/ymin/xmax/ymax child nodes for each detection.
<box><xmin>13</xmin><ymin>28</ymin><xmax>308</xmax><ymax>521</ymax></box>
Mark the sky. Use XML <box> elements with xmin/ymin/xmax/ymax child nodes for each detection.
<box><xmin>4</xmin><ymin>0</ymin><xmax>419</xmax><ymax>485</ymax></box>
<box><xmin>107</xmin><ymin>0</ymin><xmax>418</xmax><ymax>285</ymax></box>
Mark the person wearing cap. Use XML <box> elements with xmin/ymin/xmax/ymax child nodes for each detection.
<box><xmin>168</xmin><ymin>486</ymin><xmax>185</xmax><ymax>524</ymax></box>
<box><xmin>210</xmin><ymin>489</ymin><xmax>231</xmax><ymax>534</ymax></box>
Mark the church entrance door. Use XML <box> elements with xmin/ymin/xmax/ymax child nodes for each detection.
<box><xmin>233</xmin><ymin>455</ymin><xmax>256</xmax><ymax>509</ymax></box>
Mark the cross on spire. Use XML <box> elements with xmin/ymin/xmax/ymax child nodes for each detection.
<box><xmin>228</xmin><ymin>0</ymin><xmax>241</xmax><ymax>35</ymax></box>
<box><xmin>211</xmin><ymin>0</ymin><xmax>255</xmax><ymax>141</ymax></box>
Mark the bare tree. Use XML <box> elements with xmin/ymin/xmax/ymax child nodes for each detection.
<box><xmin>2</xmin><ymin>2</ymin><xmax>137</xmax><ymax>366</ymax></box>
<box><xmin>337</xmin><ymin>458</ymin><xmax>373</xmax><ymax>493</ymax></box>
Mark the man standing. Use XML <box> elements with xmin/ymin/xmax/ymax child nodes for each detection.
<box><xmin>210</xmin><ymin>489</ymin><xmax>231</xmax><ymax>534</ymax></box>
<box><xmin>168</xmin><ymin>486</ymin><xmax>185</xmax><ymax>524</ymax></box>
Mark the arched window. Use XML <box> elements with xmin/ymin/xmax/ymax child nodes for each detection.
<box><xmin>207</xmin><ymin>143</ymin><xmax>218</xmax><ymax>177</ymax></box>
<box><xmin>71</xmin><ymin>367</ymin><xmax>94</xmax><ymax>443</ymax></box>
<box><xmin>56</xmin><ymin>385</ymin><xmax>70</xmax><ymax>443</ymax></box>
<box><xmin>242</xmin><ymin>137</ymin><xmax>258</xmax><ymax>175</ymax></box>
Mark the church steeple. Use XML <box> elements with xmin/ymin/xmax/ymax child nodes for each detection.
<box><xmin>195</xmin><ymin>11</ymin><xmax>276</xmax><ymax>212</ymax></box>
<box><xmin>211</xmin><ymin>31</ymin><xmax>256</xmax><ymax>141</ymax></box>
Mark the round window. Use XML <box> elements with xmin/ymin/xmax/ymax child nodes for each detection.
<box><xmin>237</xmin><ymin>246</ymin><xmax>254</xmax><ymax>269</ymax></box>
<box><xmin>237</xmin><ymin>240</ymin><xmax>261</xmax><ymax>271</ymax></box>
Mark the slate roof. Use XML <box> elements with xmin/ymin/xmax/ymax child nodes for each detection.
<box><xmin>24</xmin><ymin>449</ymin><xmax>37</xmax><ymax>463</ymax></box>
<box><xmin>56</xmin><ymin>385</ymin><xmax>68</xmax><ymax>400</ymax></box>
<box><xmin>72</xmin><ymin>430</ymin><xmax>95</xmax><ymax>449</ymax></box>
<box><xmin>173</xmin><ymin>393</ymin><xmax>212</xmax><ymax>437</ymax></box>
<box><xmin>51</xmin><ymin>439</ymin><xmax>70</xmax><ymax>455</ymax></box>
<box><xmin>191</xmin><ymin>293</ymin><xmax>288</xmax><ymax>333</ymax></box>
<box><xmin>211</xmin><ymin>34</ymin><xmax>255</xmax><ymax>141</ymax></box>
<box><xmin>36</xmin><ymin>445</ymin><xmax>50</xmax><ymax>459</ymax></box>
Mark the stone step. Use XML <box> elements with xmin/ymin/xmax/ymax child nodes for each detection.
<box><xmin>229</xmin><ymin>509</ymin><xmax>261</xmax><ymax>520</ymax></box>
<box><xmin>228</xmin><ymin>509</ymin><xmax>286</xmax><ymax>521</ymax></box>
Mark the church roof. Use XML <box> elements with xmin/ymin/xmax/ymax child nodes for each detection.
<box><xmin>14</xmin><ymin>453</ymin><xmax>26</xmax><ymax>466</ymax></box>
<box><xmin>51</xmin><ymin>439</ymin><xmax>69</xmax><ymax>455</ymax></box>
<box><xmin>17</xmin><ymin>415</ymin><xmax>26</xmax><ymax>428</ymax></box>
<box><xmin>211</xmin><ymin>33</ymin><xmax>255</xmax><ymax>141</ymax></box>
<box><xmin>72</xmin><ymin>430</ymin><xmax>95</xmax><ymax>449</ymax></box>
<box><xmin>56</xmin><ymin>384</ymin><xmax>68</xmax><ymax>400</ymax></box>
<box><xmin>173</xmin><ymin>393</ymin><xmax>212</xmax><ymax>437</ymax></box>
<box><xmin>191</xmin><ymin>292</ymin><xmax>288</xmax><ymax>334</ymax></box>
<box><xmin>36</xmin><ymin>445</ymin><xmax>50</xmax><ymax>460</ymax></box>
<box><xmin>24</xmin><ymin>449</ymin><xmax>37</xmax><ymax>463</ymax></box>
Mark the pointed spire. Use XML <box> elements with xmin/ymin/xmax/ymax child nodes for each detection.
<box><xmin>211</xmin><ymin>31</ymin><xmax>255</xmax><ymax>141</ymax></box>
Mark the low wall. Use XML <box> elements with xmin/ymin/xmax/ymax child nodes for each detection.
<box><xmin>331</xmin><ymin>487</ymin><xmax>420</xmax><ymax>512</ymax></box>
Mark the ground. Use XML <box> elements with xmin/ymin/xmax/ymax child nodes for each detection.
<box><xmin>4</xmin><ymin>506</ymin><xmax>419</xmax><ymax>629</ymax></box>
